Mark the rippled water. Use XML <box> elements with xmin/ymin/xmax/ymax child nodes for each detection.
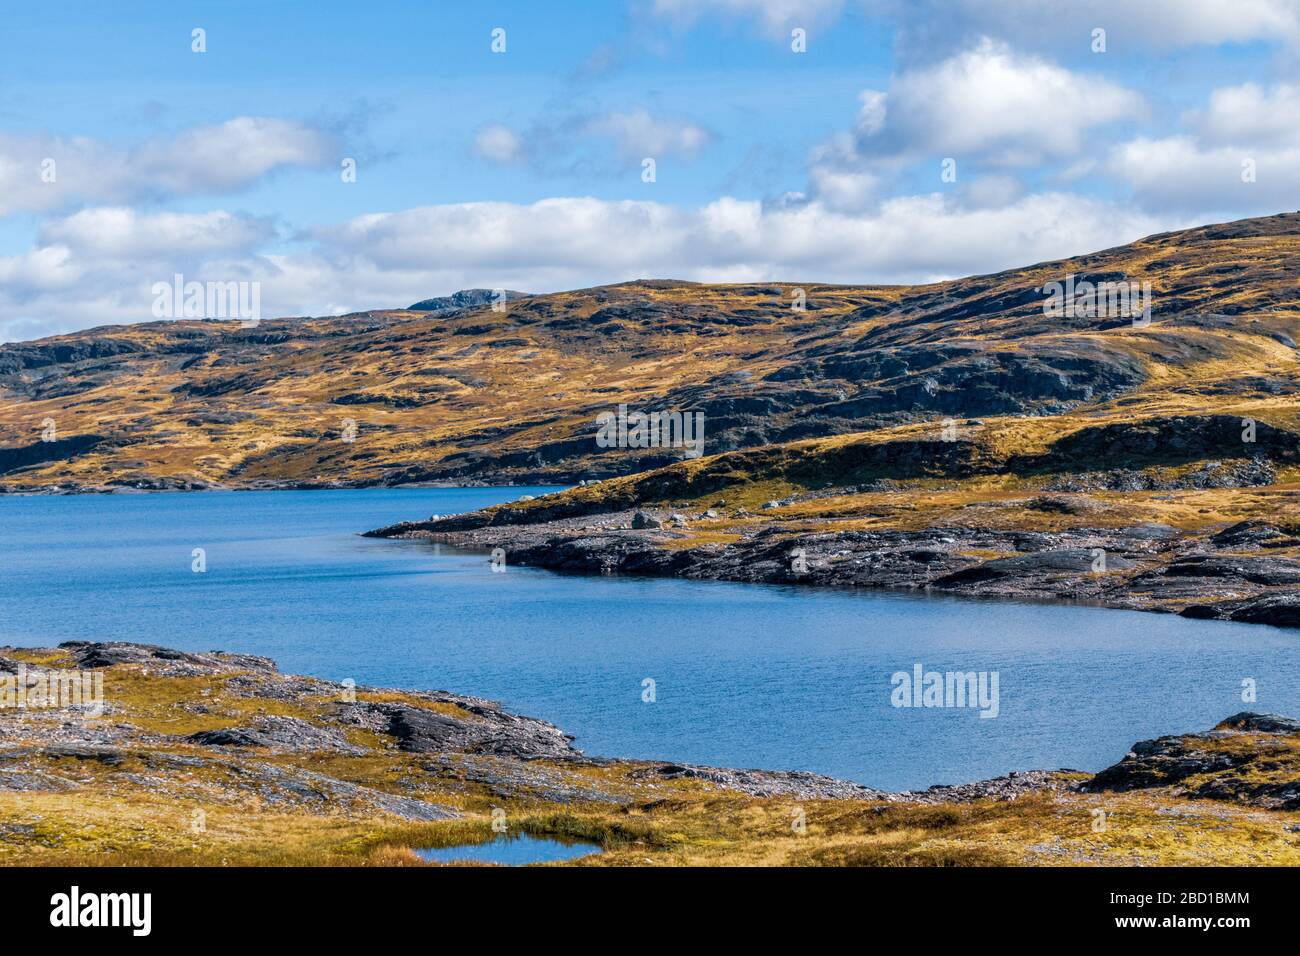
<box><xmin>2</xmin><ymin>488</ymin><xmax>1296</xmax><ymax>790</ymax></box>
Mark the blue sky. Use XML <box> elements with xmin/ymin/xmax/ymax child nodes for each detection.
<box><xmin>2</xmin><ymin>0</ymin><xmax>1299</xmax><ymax>340</ymax></box>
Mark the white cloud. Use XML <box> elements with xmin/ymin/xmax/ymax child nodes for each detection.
<box><xmin>316</xmin><ymin>191</ymin><xmax>1176</xmax><ymax>288</ymax></box>
<box><xmin>0</xmin><ymin>117</ymin><xmax>334</xmax><ymax>215</ymax></box>
<box><xmin>473</xmin><ymin>124</ymin><xmax>526</xmax><ymax>164</ymax></box>
<box><xmin>0</xmin><ymin>245</ymin><xmax>78</xmax><ymax>293</ymax></box>
<box><xmin>650</xmin><ymin>0</ymin><xmax>843</xmax><ymax>36</ymax></box>
<box><xmin>1191</xmin><ymin>82</ymin><xmax>1300</xmax><ymax>148</ymax></box>
<box><xmin>801</xmin><ymin>40</ymin><xmax>1144</xmax><ymax>210</ymax></box>
<box><xmin>1110</xmin><ymin>81</ymin><xmax>1300</xmax><ymax>212</ymax></box>
<box><xmin>849</xmin><ymin>39</ymin><xmax>1145</xmax><ymax>165</ymax></box>
<box><xmin>584</xmin><ymin>108</ymin><xmax>713</xmax><ymax>161</ymax></box>
<box><xmin>1111</xmin><ymin>136</ymin><xmax>1300</xmax><ymax>214</ymax></box>
<box><xmin>0</xmin><ymin>208</ymin><xmax>279</xmax><ymax>340</ymax></box>
<box><xmin>39</xmin><ymin>207</ymin><xmax>276</xmax><ymax>260</ymax></box>
<box><xmin>0</xmin><ymin>193</ymin><xmax>1180</xmax><ymax>342</ymax></box>
<box><xmin>805</xmin><ymin>126</ymin><xmax>881</xmax><ymax>210</ymax></box>
<box><xmin>133</xmin><ymin>117</ymin><xmax>334</xmax><ymax>194</ymax></box>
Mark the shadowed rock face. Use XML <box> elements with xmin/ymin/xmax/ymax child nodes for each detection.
<box><xmin>1180</xmin><ymin>592</ymin><xmax>1300</xmax><ymax>627</ymax></box>
<box><xmin>333</xmin><ymin>701</ymin><xmax>581</xmax><ymax>761</ymax></box>
<box><xmin>2</xmin><ymin>212</ymin><xmax>1298</xmax><ymax>491</ymax></box>
<box><xmin>186</xmin><ymin>717</ymin><xmax>365</xmax><ymax>755</ymax></box>
<box><xmin>407</xmin><ymin>289</ymin><xmax>531</xmax><ymax>312</ymax></box>
<box><xmin>0</xmin><ymin>434</ymin><xmax>104</xmax><ymax>476</ymax></box>
<box><xmin>1085</xmin><ymin>713</ymin><xmax>1300</xmax><ymax>810</ymax></box>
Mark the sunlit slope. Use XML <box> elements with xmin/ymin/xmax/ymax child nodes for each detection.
<box><xmin>1</xmin><ymin>212</ymin><xmax>1297</xmax><ymax>491</ymax></box>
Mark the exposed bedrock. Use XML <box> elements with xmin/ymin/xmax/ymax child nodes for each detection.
<box><xmin>372</xmin><ymin>509</ymin><xmax>1300</xmax><ymax>629</ymax></box>
<box><xmin>4</xmin><ymin>643</ymin><xmax>1299</xmax><ymax>812</ymax></box>
<box><xmin>1084</xmin><ymin>713</ymin><xmax>1300</xmax><ymax>810</ymax></box>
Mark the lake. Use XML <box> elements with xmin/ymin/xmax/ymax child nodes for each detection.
<box><xmin>1</xmin><ymin>487</ymin><xmax>1296</xmax><ymax>791</ymax></box>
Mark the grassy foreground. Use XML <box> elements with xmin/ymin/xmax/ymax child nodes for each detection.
<box><xmin>2</xmin><ymin>643</ymin><xmax>1298</xmax><ymax>867</ymax></box>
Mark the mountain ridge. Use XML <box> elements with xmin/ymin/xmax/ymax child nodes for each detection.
<box><xmin>0</xmin><ymin>211</ymin><xmax>1297</xmax><ymax>494</ymax></box>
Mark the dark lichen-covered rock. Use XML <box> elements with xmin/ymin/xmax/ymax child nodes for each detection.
<box><xmin>1157</xmin><ymin>554</ymin><xmax>1300</xmax><ymax>585</ymax></box>
<box><xmin>1180</xmin><ymin>592</ymin><xmax>1300</xmax><ymax>627</ymax></box>
<box><xmin>933</xmin><ymin>548</ymin><xmax>1135</xmax><ymax>587</ymax></box>
<box><xmin>1085</xmin><ymin>735</ymin><xmax>1243</xmax><ymax>792</ymax></box>
<box><xmin>186</xmin><ymin>728</ymin><xmax>266</xmax><ymax>748</ymax></box>
<box><xmin>631</xmin><ymin>510</ymin><xmax>664</xmax><ymax>529</ymax></box>
<box><xmin>59</xmin><ymin>641</ymin><xmax>277</xmax><ymax>675</ymax></box>
<box><xmin>1084</xmin><ymin>712</ymin><xmax>1300</xmax><ymax>809</ymax></box>
<box><xmin>1211</xmin><ymin>520</ymin><xmax>1288</xmax><ymax>549</ymax></box>
<box><xmin>1216</xmin><ymin>712</ymin><xmax>1300</xmax><ymax>734</ymax></box>
<box><xmin>332</xmin><ymin>701</ymin><xmax>581</xmax><ymax>761</ymax></box>
<box><xmin>185</xmin><ymin>716</ymin><xmax>365</xmax><ymax>754</ymax></box>
<box><xmin>628</xmin><ymin>762</ymin><xmax>893</xmax><ymax>801</ymax></box>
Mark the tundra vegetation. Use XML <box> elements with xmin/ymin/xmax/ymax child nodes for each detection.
<box><xmin>1</xmin><ymin>214</ymin><xmax>1296</xmax><ymax>496</ymax></box>
<box><xmin>2</xmin><ymin>643</ymin><xmax>1299</xmax><ymax>867</ymax></box>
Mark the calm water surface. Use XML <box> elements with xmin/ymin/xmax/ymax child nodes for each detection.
<box><xmin>1</xmin><ymin>488</ymin><xmax>1296</xmax><ymax>791</ymax></box>
<box><xmin>414</xmin><ymin>833</ymin><xmax>601</xmax><ymax>866</ymax></box>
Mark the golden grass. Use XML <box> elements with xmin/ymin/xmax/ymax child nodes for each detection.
<box><xmin>3</xmin><ymin>221</ymin><xmax>1297</xmax><ymax>493</ymax></box>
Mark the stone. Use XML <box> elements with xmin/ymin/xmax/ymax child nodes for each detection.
<box><xmin>631</xmin><ymin>511</ymin><xmax>663</xmax><ymax>529</ymax></box>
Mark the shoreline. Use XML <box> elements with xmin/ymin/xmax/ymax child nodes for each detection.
<box><xmin>0</xmin><ymin>479</ymin><xmax>567</xmax><ymax>497</ymax></box>
<box><xmin>367</xmin><ymin>505</ymin><xmax>1300</xmax><ymax>631</ymax></box>
<box><xmin>2</xmin><ymin>641</ymin><xmax>1298</xmax><ymax>866</ymax></box>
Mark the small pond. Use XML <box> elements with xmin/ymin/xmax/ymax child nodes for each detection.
<box><xmin>414</xmin><ymin>833</ymin><xmax>603</xmax><ymax>866</ymax></box>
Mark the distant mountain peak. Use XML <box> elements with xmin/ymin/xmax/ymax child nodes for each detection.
<box><xmin>406</xmin><ymin>289</ymin><xmax>532</xmax><ymax>312</ymax></box>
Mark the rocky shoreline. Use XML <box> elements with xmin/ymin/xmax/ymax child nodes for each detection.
<box><xmin>3</xmin><ymin>641</ymin><xmax>1300</xmax><ymax>866</ymax></box>
<box><xmin>0</xmin><ymin>641</ymin><xmax>1063</xmax><ymax>805</ymax></box>
<box><xmin>0</xmin><ymin>478</ymin><xmax>549</xmax><ymax>496</ymax></box>
<box><xmin>367</xmin><ymin>506</ymin><xmax>1300</xmax><ymax>629</ymax></box>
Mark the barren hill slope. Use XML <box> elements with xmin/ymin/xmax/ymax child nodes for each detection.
<box><xmin>1</xmin><ymin>211</ymin><xmax>1298</xmax><ymax>493</ymax></box>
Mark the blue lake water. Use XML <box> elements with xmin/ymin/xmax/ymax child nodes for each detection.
<box><xmin>414</xmin><ymin>833</ymin><xmax>601</xmax><ymax>866</ymax></box>
<box><xmin>1</xmin><ymin>487</ymin><xmax>1297</xmax><ymax>791</ymax></box>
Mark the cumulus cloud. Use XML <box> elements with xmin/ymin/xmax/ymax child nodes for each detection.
<box><xmin>800</xmin><ymin>40</ymin><xmax>1144</xmax><ymax>210</ymax></box>
<box><xmin>1190</xmin><ymin>83</ymin><xmax>1300</xmax><ymax>148</ymax></box>
<box><xmin>846</xmin><ymin>39</ymin><xmax>1145</xmax><ymax>166</ymax></box>
<box><xmin>1111</xmin><ymin>138</ymin><xmax>1300</xmax><ymax>214</ymax></box>
<box><xmin>0</xmin><ymin>117</ymin><xmax>335</xmax><ymax>215</ymax></box>
<box><xmin>39</xmin><ymin>207</ymin><xmax>277</xmax><ymax>260</ymax></box>
<box><xmin>804</xmin><ymin>162</ymin><xmax>881</xmax><ymax>211</ymax></box>
<box><xmin>1110</xmin><ymin>81</ymin><xmax>1300</xmax><ymax>213</ymax></box>
<box><xmin>0</xmin><ymin>194</ymin><xmax>1180</xmax><ymax>342</ymax></box>
<box><xmin>0</xmin><ymin>208</ymin><xmax>279</xmax><ymax>340</ymax></box>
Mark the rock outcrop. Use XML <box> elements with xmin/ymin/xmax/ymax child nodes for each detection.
<box><xmin>370</xmin><ymin>504</ymin><xmax>1300</xmax><ymax>628</ymax></box>
<box><xmin>1085</xmin><ymin>713</ymin><xmax>1300</xmax><ymax>810</ymax></box>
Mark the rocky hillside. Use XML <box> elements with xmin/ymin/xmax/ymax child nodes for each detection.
<box><xmin>1</xmin><ymin>212</ymin><xmax>1297</xmax><ymax>493</ymax></box>
<box><xmin>3</xmin><ymin>641</ymin><xmax>1299</xmax><ymax>866</ymax></box>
